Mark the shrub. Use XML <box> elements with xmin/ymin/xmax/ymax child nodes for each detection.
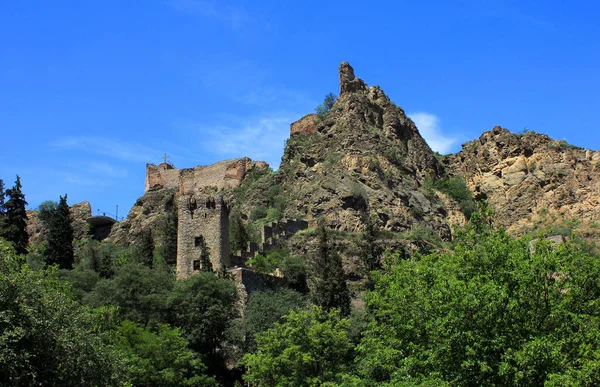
<box><xmin>428</xmin><ymin>175</ymin><xmax>478</xmax><ymax>219</ymax></box>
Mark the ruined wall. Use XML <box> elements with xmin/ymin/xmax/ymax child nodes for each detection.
<box><xmin>145</xmin><ymin>163</ymin><xmax>180</xmax><ymax>192</ymax></box>
<box><xmin>147</xmin><ymin>158</ymin><xmax>269</xmax><ymax>195</ymax></box>
<box><xmin>231</xmin><ymin>218</ymin><xmax>309</xmax><ymax>267</ymax></box>
<box><xmin>144</xmin><ymin>158</ymin><xmax>269</xmax><ymax>279</ymax></box>
<box><xmin>262</xmin><ymin>219</ymin><xmax>309</xmax><ymax>247</ymax></box>
<box><xmin>176</xmin><ymin>194</ymin><xmax>230</xmax><ymax>279</ymax></box>
<box><xmin>290</xmin><ymin>114</ymin><xmax>318</xmax><ymax>136</ymax></box>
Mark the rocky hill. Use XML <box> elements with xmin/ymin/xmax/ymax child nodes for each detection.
<box><xmin>237</xmin><ymin>62</ymin><xmax>463</xmax><ymax>241</ymax></box>
<box><xmin>445</xmin><ymin>126</ymin><xmax>600</xmax><ymax>240</ymax></box>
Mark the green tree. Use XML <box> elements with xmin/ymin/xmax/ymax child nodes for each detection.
<box><xmin>134</xmin><ymin>228</ymin><xmax>155</xmax><ymax>268</ymax></box>
<box><xmin>242</xmin><ymin>288</ymin><xmax>306</xmax><ymax>352</ymax></box>
<box><xmin>76</xmin><ymin>239</ymin><xmax>117</xmax><ymax>278</ymax></box>
<box><xmin>358</xmin><ymin>214</ymin><xmax>383</xmax><ymax>275</ymax></box>
<box><xmin>156</xmin><ymin>206</ymin><xmax>178</xmax><ymax>265</ymax></box>
<box><xmin>355</xmin><ymin>215</ymin><xmax>600</xmax><ymax>386</ymax></box>
<box><xmin>196</xmin><ymin>234</ymin><xmax>213</xmax><ymax>272</ymax></box>
<box><xmin>0</xmin><ymin>239</ymin><xmax>127</xmax><ymax>386</ymax></box>
<box><xmin>316</xmin><ymin>92</ymin><xmax>337</xmax><ymax>119</ymax></box>
<box><xmin>1</xmin><ymin>176</ymin><xmax>28</xmax><ymax>255</ymax></box>
<box><xmin>85</xmin><ymin>261</ymin><xmax>175</xmax><ymax>327</ymax></box>
<box><xmin>243</xmin><ymin>305</ymin><xmax>353</xmax><ymax>387</ymax></box>
<box><xmin>112</xmin><ymin>320</ymin><xmax>217</xmax><ymax>386</ymax></box>
<box><xmin>229</xmin><ymin>209</ymin><xmax>249</xmax><ymax>253</ymax></box>
<box><xmin>308</xmin><ymin>224</ymin><xmax>351</xmax><ymax>316</ymax></box>
<box><xmin>40</xmin><ymin>194</ymin><xmax>75</xmax><ymax>269</ymax></box>
<box><xmin>168</xmin><ymin>272</ymin><xmax>239</xmax><ymax>364</ymax></box>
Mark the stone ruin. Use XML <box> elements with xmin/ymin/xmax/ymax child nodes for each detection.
<box><xmin>230</xmin><ymin>218</ymin><xmax>309</xmax><ymax>266</ymax></box>
<box><xmin>145</xmin><ymin>158</ymin><xmax>268</xmax><ymax>279</ymax></box>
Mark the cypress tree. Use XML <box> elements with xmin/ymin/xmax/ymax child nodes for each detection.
<box><xmin>2</xmin><ymin>176</ymin><xmax>29</xmax><ymax>255</ymax></box>
<box><xmin>229</xmin><ymin>209</ymin><xmax>249</xmax><ymax>253</ymax></box>
<box><xmin>197</xmin><ymin>235</ymin><xmax>213</xmax><ymax>272</ymax></box>
<box><xmin>358</xmin><ymin>214</ymin><xmax>383</xmax><ymax>274</ymax></box>
<box><xmin>0</xmin><ymin>179</ymin><xmax>5</xmax><ymax>235</ymax></box>
<box><xmin>42</xmin><ymin>194</ymin><xmax>74</xmax><ymax>269</ymax></box>
<box><xmin>135</xmin><ymin>228</ymin><xmax>155</xmax><ymax>268</ymax></box>
<box><xmin>308</xmin><ymin>223</ymin><xmax>351</xmax><ymax>316</ymax></box>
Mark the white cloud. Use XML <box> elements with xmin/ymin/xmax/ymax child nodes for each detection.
<box><xmin>409</xmin><ymin>112</ymin><xmax>458</xmax><ymax>154</ymax></box>
<box><xmin>195</xmin><ymin>114</ymin><xmax>295</xmax><ymax>169</ymax></box>
<box><xmin>51</xmin><ymin>137</ymin><xmax>161</xmax><ymax>163</ymax></box>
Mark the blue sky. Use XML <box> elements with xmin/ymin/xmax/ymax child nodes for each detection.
<box><xmin>1</xmin><ymin>1</ymin><xmax>599</xmax><ymax>216</ymax></box>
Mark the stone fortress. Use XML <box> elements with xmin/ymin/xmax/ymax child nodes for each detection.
<box><xmin>145</xmin><ymin>157</ymin><xmax>308</xmax><ymax>279</ymax></box>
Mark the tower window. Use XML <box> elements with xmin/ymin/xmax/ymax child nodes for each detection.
<box><xmin>193</xmin><ymin>260</ymin><xmax>200</xmax><ymax>271</ymax></box>
<box><xmin>194</xmin><ymin>236</ymin><xmax>202</xmax><ymax>247</ymax></box>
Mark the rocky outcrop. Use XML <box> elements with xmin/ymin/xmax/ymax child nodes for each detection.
<box><xmin>26</xmin><ymin>201</ymin><xmax>92</xmax><ymax>245</ymax></box>
<box><xmin>105</xmin><ymin>188</ymin><xmax>177</xmax><ymax>247</ymax></box>
<box><xmin>278</xmin><ymin>62</ymin><xmax>451</xmax><ymax>236</ymax></box>
<box><xmin>445</xmin><ymin>126</ymin><xmax>600</xmax><ymax>235</ymax></box>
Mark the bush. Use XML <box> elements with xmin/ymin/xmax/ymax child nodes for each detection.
<box><xmin>428</xmin><ymin>175</ymin><xmax>478</xmax><ymax>219</ymax></box>
<box><xmin>250</xmin><ymin>205</ymin><xmax>268</xmax><ymax>221</ymax></box>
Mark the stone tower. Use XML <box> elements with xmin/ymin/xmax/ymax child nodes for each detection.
<box><xmin>176</xmin><ymin>192</ymin><xmax>230</xmax><ymax>279</ymax></box>
<box><xmin>143</xmin><ymin>157</ymin><xmax>268</xmax><ymax>279</ymax></box>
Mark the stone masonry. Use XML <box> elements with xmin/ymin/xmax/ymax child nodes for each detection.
<box><xmin>176</xmin><ymin>194</ymin><xmax>229</xmax><ymax>278</ymax></box>
<box><xmin>230</xmin><ymin>218</ymin><xmax>308</xmax><ymax>266</ymax></box>
<box><xmin>144</xmin><ymin>158</ymin><xmax>268</xmax><ymax>279</ymax></box>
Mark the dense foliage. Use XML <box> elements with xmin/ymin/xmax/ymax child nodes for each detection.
<box><xmin>6</xmin><ymin>176</ymin><xmax>600</xmax><ymax>386</ymax></box>
<box><xmin>0</xmin><ymin>239</ymin><xmax>126</xmax><ymax>386</ymax></box>
<box><xmin>243</xmin><ymin>306</ymin><xmax>353</xmax><ymax>386</ymax></box>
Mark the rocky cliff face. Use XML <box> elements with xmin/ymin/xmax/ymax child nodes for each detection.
<box><xmin>277</xmin><ymin>62</ymin><xmax>452</xmax><ymax>237</ymax></box>
<box><xmin>445</xmin><ymin>126</ymin><xmax>600</xmax><ymax>237</ymax></box>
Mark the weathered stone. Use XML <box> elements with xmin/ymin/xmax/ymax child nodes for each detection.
<box><xmin>445</xmin><ymin>126</ymin><xmax>600</xmax><ymax>237</ymax></box>
<box><xmin>26</xmin><ymin>201</ymin><xmax>92</xmax><ymax>245</ymax></box>
<box><xmin>290</xmin><ymin>114</ymin><xmax>318</xmax><ymax>136</ymax></box>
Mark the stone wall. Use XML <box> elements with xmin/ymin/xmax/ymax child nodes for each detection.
<box><xmin>143</xmin><ymin>158</ymin><xmax>270</xmax><ymax>279</ymax></box>
<box><xmin>229</xmin><ymin>267</ymin><xmax>286</xmax><ymax>297</ymax></box>
<box><xmin>145</xmin><ymin>163</ymin><xmax>180</xmax><ymax>192</ymax></box>
<box><xmin>176</xmin><ymin>194</ymin><xmax>230</xmax><ymax>279</ymax></box>
<box><xmin>290</xmin><ymin>114</ymin><xmax>318</xmax><ymax>136</ymax></box>
<box><xmin>262</xmin><ymin>219</ymin><xmax>309</xmax><ymax>248</ymax></box>
<box><xmin>231</xmin><ymin>218</ymin><xmax>308</xmax><ymax>266</ymax></box>
<box><xmin>146</xmin><ymin>158</ymin><xmax>269</xmax><ymax>195</ymax></box>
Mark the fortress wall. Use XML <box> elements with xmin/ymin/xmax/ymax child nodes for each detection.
<box><xmin>176</xmin><ymin>194</ymin><xmax>229</xmax><ymax>279</ymax></box>
<box><xmin>290</xmin><ymin>114</ymin><xmax>318</xmax><ymax>136</ymax></box>
<box><xmin>145</xmin><ymin>163</ymin><xmax>180</xmax><ymax>193</ymax></box>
